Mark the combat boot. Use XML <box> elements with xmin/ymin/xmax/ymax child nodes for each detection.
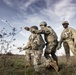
<box><xmin>49</xmin><ymin>60</ymin><xmax>59</xmax><ymax>72</ymax></box>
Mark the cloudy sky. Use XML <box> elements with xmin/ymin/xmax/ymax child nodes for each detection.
<box><xmin>0</xmin><ymin>0</ymin><xmax>76</xmax><ymax>55</ymax></box>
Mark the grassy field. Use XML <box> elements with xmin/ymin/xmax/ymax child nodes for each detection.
<box><xmin>0</xmin><ymin>54</ymin><xmax>76</xmax><ymax>75</ymax></box>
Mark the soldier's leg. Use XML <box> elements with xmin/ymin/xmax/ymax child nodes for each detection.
<box><xmin>49</xmin><ymin>41</ymin><xmax>58</xmax><ymax>65</ymax></box>
<box><xmin>44</xmin><ymin>44</ymin><xmax>59</xmax><ymax>71</ymax></box>
<box><xmin>68</xmin><ymin>41</ymin><xmax>76</xmax><ymax>57</ymax></box>
<box><xmin>44</xmin><ymin>44</ymin><xmax>51</xmax><ymax>59</ymax></box>
<box><xmin>44</xmin><ymin>43</ymin><xmax>58</xmax><ymax>62</ymax></box>
<box><xmin>63</xmin><ymin>42</ymin><xmax>70</xmax><ymax>62</ymax></box>
<box><xmin>44</xmin><ymin>52</ymin><xmax>50</xmax><ymax>59</ymax></box>
<box><xmin>25</xmin><ymin>50</ymin><xmax>31</xmax><ymax>67</ymax></box>
<box><xmin>51</xmin><ymin>46</ymin><xmax>61</xmax><ymax>71</ymax></box>
<box><xmin>51</xmin><ymin>47</ymin><xmax>58</xmax><ymax>65</ymax></box>
<box><xmin>50</xmin><ymin>41</ymin><xmax>58</xmax><ymax>64</ymax></box>
<box><xmin>45</xmin><ymin>49</ymin><xmax>59</xmax><ymax>71</ymax></box>
<box><xmin>33</xmin><ymin>51</ymin><xmax>41</xmax><ymax>71</ymax></box>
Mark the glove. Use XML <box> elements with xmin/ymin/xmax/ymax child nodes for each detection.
<box><xmin>24</xmin><ymin>27</ymin><xmax>29</xmax><ymax>31</ymax></box>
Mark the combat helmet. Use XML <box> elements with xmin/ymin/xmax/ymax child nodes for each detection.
<box><xmin>62</xmin><ymin>21</ymin><xmax>69</xmax><ymax>25</ymax></box>
<box><xmin>40</xmin><ymin>21</ymin><xmax>47</xmax><ymax>26</ymax></box>
<box><xmin>31</xmin><ymin>26</ymin><xmax>38</xmax><ymax>30</ymax></box>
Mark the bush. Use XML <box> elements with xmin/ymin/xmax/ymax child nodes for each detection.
<box><xmin>6</xmin><ymin>52</ymin><xmax>13</xmax><ymax>55</ymax></box>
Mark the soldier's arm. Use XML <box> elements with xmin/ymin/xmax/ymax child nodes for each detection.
<box><xmin>30</xmin><ymin>29</ymin><xmax>45</xmax><ymax>34</ymax></box>
<box><xmin>30</xmin><ymin>28</ymin><xmax>51</xmax><ymax>35</ymax></box>
<box><xmin>56</xmin><ymin>40</ymin><xmax>63</xmax><ymax>50</ymax></box>
<box><xmin>24</xmin><ymin>26</ymin><xmax>50</xmax><ymax>34</ymax></box>
<box><xmin>24</xmin><ymin>27</ymin><xmax>44</xmax><ymax>34</ymax></box>
<box><xmin>58</xmin><ymin>40</ymin><xmax>63</xmax><ymax>47</ymax></box>
<box><xmin>17</xmin><ymin>43</ymin><xmax>30</xmax><ymax>51</ymax></box>
<box><xmin>71</xmin><ymin>28</ymin><xmax>76</xmax><ymax>42</ymax></box>
<box><xmin>56</xmin><ymin>34</ymin><xmax>63</xmax><ymax>50</ymax></box>
<box><xmin>44</xmin><ymin>29</ymin><xmax>51</xmax><ymax>34</ymax></box>
<box><xmin>71</xmin><ymin>28</ymin><xmax>76</xmax><ymax>47</ymax></box>
<box><xmin>59</xmin><ymin>34</ymin><xmax>64</xmax><ymax>46</ymax></box>
<box><xmin>24</xmin><ymin>27</ymin><xmax>30</xmax><ymax>31</ymax></box>
<box><xmin>23</xmin><ymin>41</ymin><xmax>31</xmax><ymax>50</ymax></box>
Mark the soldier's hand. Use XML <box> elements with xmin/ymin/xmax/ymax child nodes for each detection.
<box><xmin>56</xmin><ymin>46</ymin><xmax>60</xmax><ymax>50</ymax></box>
<box><xmin>30</xmin><ymin>28</ymin><xmax>36</xmax><ymax>33</ymax></box>
<box><xmin>17</xmin><ymin>47</ymin><xmax>22</xmax><ymax>50</ymax></box>
<box><xmin>56</xmin><ymin>44</ymin><xmax>61</xmax><ymax>50</ymax></box>
<box><xmin>17</xmin><ymin>47</ymin><xmax>23</xmax><ymax>52</ymax></box>
<box><xmin>23</xmin><ymin>47</ymin><xmax>26</xmax><ymax>50</ymax></box>
<box><xmin>56</xmin><ymin>41</ymin><xmax>62</xmax><ymax>50</ymax></box>
<box><xmin>24</xmin><ymin>27</ymin><xmax>29</xmax><ymax>31</ymax></box>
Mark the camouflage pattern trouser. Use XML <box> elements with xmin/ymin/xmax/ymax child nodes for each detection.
<box><xmin>44</xmin><ymin>40</ymin><xmax>58</xmax><ymax>65</ymax></box>
<box><xmin>63</xmin><ymin>41</ymin><xmax>76</xmax><ymax>60</ymax></box>
<box><xmin>25</xmin><ymin>50</ymin><xmax>42</xmax><ymax>71</ymax></box>
<box><xmin>63</xmin><ymin>42</ymin><xmax>70</xmax><ymax>62</ymax></box>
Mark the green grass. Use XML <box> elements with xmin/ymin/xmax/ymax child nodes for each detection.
<box><xmin>0</xmin><ymin>55</ymin><xmax>25</xmax><ymax>75</ymax></box>
<box><xmin>0</xmin><ymin>55</ymin><xmax>76</xmax><ymax>75</ymax></box>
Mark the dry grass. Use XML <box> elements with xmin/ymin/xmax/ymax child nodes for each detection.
<box><xmin>0</xmin><ymin>55</ymin><xmax>76</xmax><ymax>75</ymax></box>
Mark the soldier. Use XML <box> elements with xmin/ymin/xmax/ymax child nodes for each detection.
<box><xmin>25</xmin><ymin>21</ymin><xmax>58</xmax><ymax>66</ymax></box>
<box><xmin>23</xmin><ymin>26</ymin><xmax>45</xmax><ymax>71</ymax></box>
<box><xmin>56</xmin><ymin>21</ymin><xmax>76</xmax><ymax>62</ymax></box>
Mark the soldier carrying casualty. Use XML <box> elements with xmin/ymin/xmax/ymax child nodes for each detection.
<box><xmin>56</xmin><ymin>21</ymin><xmax>76</xmax><ymax>63</ymax></box>
<box><xmin>25</xmin><ymin>21</ymin><xmax>59</xmax><ymax>71</ymax></box>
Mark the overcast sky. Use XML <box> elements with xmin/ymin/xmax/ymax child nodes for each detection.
<box><xmin>0</xmin><ymin>0</ymin><xmax>76</xmax><ymax>55</ymax></box>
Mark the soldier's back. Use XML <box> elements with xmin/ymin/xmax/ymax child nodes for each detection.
<box><xmin>44</xmin><ymin>26</ymin><xmax>58</xmax><ymax>43</ymax></box>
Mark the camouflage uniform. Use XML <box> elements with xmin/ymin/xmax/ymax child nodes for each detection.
<box><xmin>30</xmin><ymin>26</ymin><xmax>58</xmax><ymax>64</ymax></box>
<box><xmin>24</xmin><ymin>28</ymin><xmax>45</xmax><ymax>71</ymax></box>
<box><xmin>56</xmin><ymin>21</ymin><xmax>76</xmax><ymax>62</ymax></box>
<box><xmin>60</xmin><ymin>27</ymin><xmax>76</xmax><ymax>61</ymax></box>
